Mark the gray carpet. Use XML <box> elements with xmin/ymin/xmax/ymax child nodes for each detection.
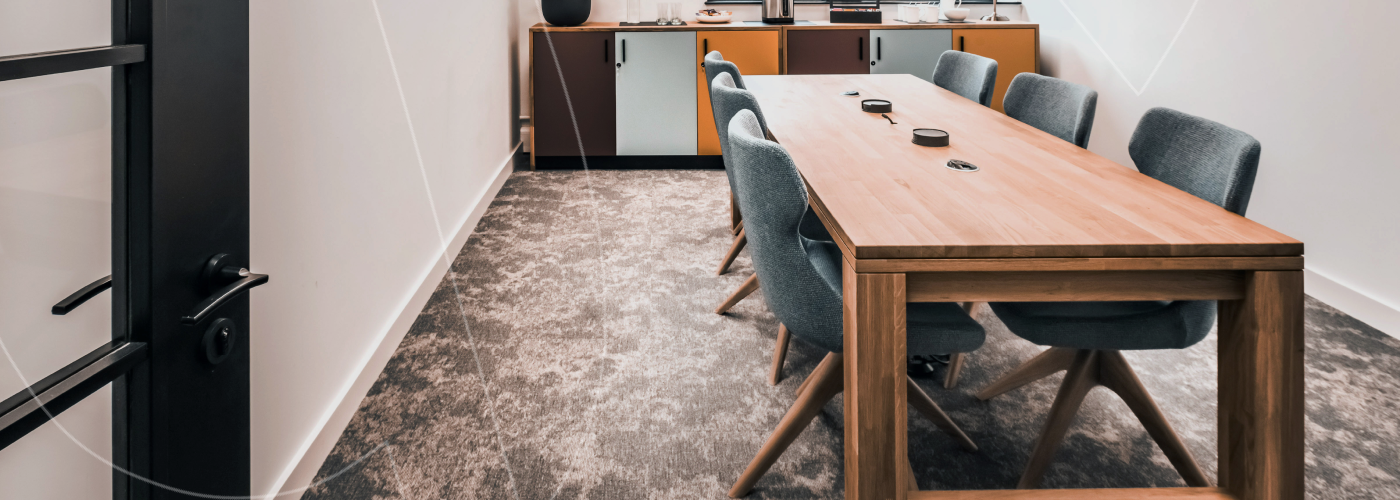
<box><xmin>304</xmin><ymin>169</ymin><xmax>1400</xmax><ymax>500</ymax></box>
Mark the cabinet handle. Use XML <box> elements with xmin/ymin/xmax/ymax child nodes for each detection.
<box><xmin>703</xmin><ymin>39</ymin><xmax>708</xmax><ymax>55</ymax></box>
<box><xmin>604</xmin><ymin>39</ymin><xmax>609</xmax><ymax>62</ymax></box>
<box><xmin>858</xmin><ymin>37</ymin><xmax>863</xmax><ymax>60</ymax></box>
<box><xmin>960</xmin><ymin>36</ymin><xmax>966</xmax><ymax>51</ymax></box>
<box><xmin>877</xmin><ymin>37</ymin><xmax>882</xmax><ymax>60</ymax></box>
<box><xmin>622</xmin><ymin>39</ymin><xmax>626</xmax><ymax>63</ymax></box>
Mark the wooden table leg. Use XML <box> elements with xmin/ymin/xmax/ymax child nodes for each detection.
<box><xmin>1218</xmin><ymin>271</ymin><xmax>1305</xmax><ymax>500</ymax></box>
<box><xmin>843</xmin><ymin>259</ymin><xmax>909</xmax><ymax>500</ymax></box>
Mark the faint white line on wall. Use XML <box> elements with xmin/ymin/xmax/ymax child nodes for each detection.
<box><xmin>367</xmin><ymin>2</ymin><xmax>523</xmax><ymax>500</ymax></box>
<box><xmin>1057</xmin><ymin>0</ymin><xmax>1200</xmax><ymax>96</ymax></box>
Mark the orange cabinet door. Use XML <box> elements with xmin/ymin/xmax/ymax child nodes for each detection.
<box><xmin>953</xmin><ymin>29</ymin><xmax>1037</xmax><ymax>113</ymax></box>
<box><xmin>696</xmin><ymin>30</ymin><xmax>780</xmax><ymax>156</ymax></box>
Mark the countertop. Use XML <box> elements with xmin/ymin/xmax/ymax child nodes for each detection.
<box><xmin>529</xmin><ymin>20</ymin><xmax>1038</xmax><ymax>32</ymax></box>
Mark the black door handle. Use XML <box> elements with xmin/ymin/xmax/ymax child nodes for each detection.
<box><xmin>858</xmin><ymin>37</ymin><xmax>863</xmax><ymax>60</ymax></box>
<box><xmin>877</xmin><ymin>37</ymin><xmax>882</xmax><ymax>60</ymax></box>
<box><xmin>960</xmin><ymin>36</ymin><xmax>966</xmax><ymax>51</ymax></box>
<box><xmin>181</xmin><ymin>270</ymin><xmax>267</xmax><ymax>325</ymax></box>
<box><xmin>604</xmin><ymin>39</ymin><xmax>609</xmax><ymax>62</ymax></box>
<box><xmin>181</xmin><ymin>253</ymin><xmax>269</xmax><ymax>325</ymax></box>
<box><xmin>52</xmin><ymin>275</ymin><xmax>113</xmax><ymax>315</ymax></box>
<box><xmin>622</xmin><ymin>39</ymin><xmax>626</xmax><ymax>63</ymax></box>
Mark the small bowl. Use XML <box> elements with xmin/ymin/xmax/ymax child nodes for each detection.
<box><xmin>943</xmin><ymin>7</ymin><xmax>970</xmax><ymax>21</ymax></box>
<box><xmin>695</xmin><ymin>12</ymin><xmax>733</xmax><ymax>23</ymax></box>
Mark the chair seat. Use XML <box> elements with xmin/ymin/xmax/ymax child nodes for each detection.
<box><xmin>989</xmin><ymin>300</ymin><xmax>1216</xmax><ymax>351</ymax></box>
<box><xmin>805</xmin><ymin>239</ymin><xmax>984</xmax><ymax>356</ymax></box>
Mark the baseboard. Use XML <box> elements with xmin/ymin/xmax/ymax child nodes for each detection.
<box><xmin>533</xmin><ymin>155</ymin><xmax>724</xmax><ymax>170</ymax></box>
<box><xmin>1305</xmin><ymin>267</ymin><xmax>1400</xmax><ymax>341</ymax></box>
<box><xmin>262</xmin><ymin>144</ymin><xmax>519</xmax><ymax>500</ymax></box>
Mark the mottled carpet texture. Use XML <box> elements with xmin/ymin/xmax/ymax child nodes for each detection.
<box><xmin>306</xmin><ymin>170</ymin><xmax>1400</xmax><ymax>500</ymax></box>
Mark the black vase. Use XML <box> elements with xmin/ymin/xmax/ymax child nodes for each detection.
<box><xmin>542</xmin><ymin>0</ymin><xmax>590</xmax><ymax>27</ymax></box>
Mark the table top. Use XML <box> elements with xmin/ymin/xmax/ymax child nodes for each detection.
<box><xmin>744</xmin><ymin>74</ymin><xmax>1302</xmax><ymax>261</ymax></box>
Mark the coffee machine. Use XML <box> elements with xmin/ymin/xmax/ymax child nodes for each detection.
<box><xmin>762</xmin><ymin>0</ymin><xmax>794</xmax><ymax>24</ymax></box>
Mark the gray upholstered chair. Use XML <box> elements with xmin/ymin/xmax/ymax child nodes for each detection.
<box><xmin>724</xmin><ymin>109</ymin><xmax>985</xmax><ymax>497</ymax></box>
<box><xmin>706</xmin><ymin>54</ymin><xmax>832</xmax><ymax>326</ymax></box>
<box><xmin>1003</xmin><ymin>73</ymin><xmax>1098</xmax><ymax>148</ymax></box>
<box><xmin>705</xmin><ymin>52</ymin><xmax>752</xmax><ymax>278</ymax></box>
<box><xmin>939</xmin><ymin>75</ymin><xmax>1098</xmax><ymax>389</ymax></box>
<box><xmin>932</xmin><ymin>50</ymin><xmax>998</xmax><ymax>107</ymax></box>
<box><xmin>978</xmin><ymin>107</ymin><xmax>1262</xmax><ymax>489</ymax></box>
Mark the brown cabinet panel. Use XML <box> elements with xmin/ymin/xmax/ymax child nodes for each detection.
<box><xmin>786</xmin><ymin>29</ymin><xmax>871</xmax><ymax>75</ymax></box>
<box><xmin>533</xmin><ymin>31</ymin><xmax>616</xmax><ymax>157</ymax></box>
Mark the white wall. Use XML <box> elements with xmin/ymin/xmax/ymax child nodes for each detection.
<box><xmin>0</xmin><ymin>0</ymin><xmax>115</xmax><ymax>498</ymax></box>
<box><xmin>1021</xmin><ymin>0</ymin><xmax>1400</xmax><ymax>337</ymax></box>
<box><xmin>250</xmin><ymin>0</ymin><xmax>520</xmax><ymax>497</ymax></box>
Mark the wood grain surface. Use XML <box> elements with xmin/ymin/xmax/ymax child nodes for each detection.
<box><xmin>745</xmin><ymin>74</ymin><xmax>1302</xmax><ymax>261</ymax></box>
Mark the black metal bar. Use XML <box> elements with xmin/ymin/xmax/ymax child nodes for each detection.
<box><xmin>0</xmin><ymin>45</ymin><xmax>145</xmax><ymax>82</ymax></box>
<box><xmin>52</xmin><ymin>275</ymin><xmax>114</xmax><ymax>315</ymax></box>
<box><xmin>113</xmin><ymin>0</ymin><xmax>153</xmax><ymax>497</ymax></box>
<box><xmin>0</xmin><ymin>341</ymin><xmax>148</xmax><ymax>450</ymax></box>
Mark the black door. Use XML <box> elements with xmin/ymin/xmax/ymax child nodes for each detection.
<box><xmin>0</xmin><ymin>1</ymin><xmax>258</xmax><ymax>499</ymax></box>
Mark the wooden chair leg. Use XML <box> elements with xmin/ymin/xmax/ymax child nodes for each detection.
<box><xmin>944</xmin><ymin>352</ymin><xmax>967</xmax><ymax>389</ymax></box>
<box><xmin>730</xmin><ymin>354</ymin><xmax>844</xmax><ymax>498</ymax></box>
<box><xmin>714</xmin><ymin>274</ymin><xmax>760</xmax><ymax>315</ymax></box>
<box><xmin>794</xmin><ymin>352</ymin><xmax>834</xmax><ymax>398</ymax></box>
<box><xmin>1097</xmin><ymin>351</ymin><xmax>1212</xmax><ymax>487</ymax></box>
<box><xmin>770</xmin><ymin>324</ymin><xmax>791</xmax><ymax>385</ymax></box>
<box><xmin>907</xmin><ymin>377</ymin><xmax>978</xmax><ymax>451</ymax></box>
<box><xmin>732</xmin><ymin>219</ymin><xmax>744</xmax><ymax>236</ymax></box>
<box><xmin>1018</xmin><ymin>349</ymin><xmax>1097</xmax><ymax>489</ymax></box>
<box><xmin>906</xmin><ymin>457</ymin><xmax>919</xmax><ymax>491</ymax></box>
<box><xmin>717</xmin><ymin>229</ymin><xmax>747</xmax><ymax>275</ymax></box>
<box><xmin>975</xmin><ymin>347</ymin><xmax>1077</xmax><ymax>401</ymax></box>
<box><xmin>730</xmin><ymin>193</ymin><xmax>742</xmax><ymax>234</ymax></box>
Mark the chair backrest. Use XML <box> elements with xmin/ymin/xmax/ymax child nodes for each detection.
<box><xmin>932</xmin><ymin>50</ymin><xmax>998</xmax><ymax>107</ymax></box>
<box><xmin>711</xmin><ymin>73</ymin><xmax>769</xmax><ymax>185</ymax></box>
<box><xmin>1003</xmin><ymin>73</ymin><xmax>1098</xmax><ymax>148</ymax></box>
<box><xmin>704</xmin><ymin>51</ymin><xmax>745</xmax><ymax>91</ymax></box>
<box><xmin>727</xmin><ymin>110</ymin><xmax>844</xmax><ymax>352</ymax></box>
<box><xmin>1130</xmin><ymin>107</ymin><xmax>1261</xmax><ymax>216</ymax></box>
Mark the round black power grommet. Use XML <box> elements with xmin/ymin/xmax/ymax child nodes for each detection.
<box><xmin>861</xmin><ymin>99</ymin><xmax>892</xmax><ymax>113</ymax></box>
<box><xmin>912</xmin><ymin>128</ymin><xmax>949</xmax><ymax>147</ymax></box>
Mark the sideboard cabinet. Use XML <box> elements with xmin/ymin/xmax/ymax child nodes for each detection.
<box><xmin>529</xmin><ymin>21</ymin><xmax>1039</xmax><ymax>168</ymax></box>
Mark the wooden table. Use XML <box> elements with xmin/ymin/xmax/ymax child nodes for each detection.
<box><xmin>744</xmin><ymin>74</ymin><xmax>1304</xmax><ymax>500</ymax></box>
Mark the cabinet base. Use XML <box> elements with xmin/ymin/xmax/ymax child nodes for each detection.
<box><xmin>535</xmin><ymin>155</ymin><xmax>723</xmax><ymax>170</ymax></box>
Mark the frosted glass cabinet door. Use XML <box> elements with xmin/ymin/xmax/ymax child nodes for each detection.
<box><xmin>616</xmin><ymin>31</ymin><xmax>698</xmax><ymax>156</ymax></box>
<box><xmin>869</xmin><ymin>29</ymin><xmax>953</xmax><ymax>84</ymax></box>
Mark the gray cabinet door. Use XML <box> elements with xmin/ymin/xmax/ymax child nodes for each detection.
<box><xmin>616</xmin><ymin>31</ymin><xmax>697</xmax><ymax>156</ymax></box>
<box><xmin>869</xmin><ymin>29</ymin><xmax>953</xmax><ymax>84</ymax></box>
